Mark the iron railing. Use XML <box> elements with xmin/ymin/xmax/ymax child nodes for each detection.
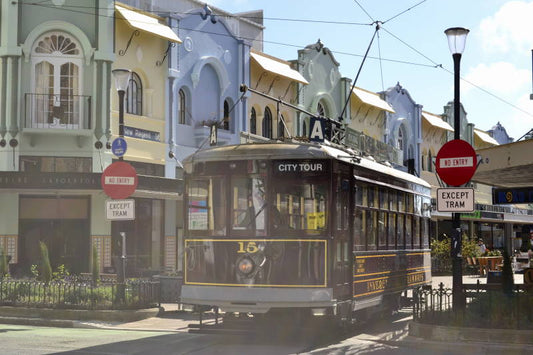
<box><xmin>25</xmin><ymin>93</ymin><xmax>92</xmax><ymax>130</ymax></box>
<box><xmin>413</xmin><ymin>282</ymin><xmax>533</xmax><ymax>329</ymax></box>
<box><xmin>0</xmin><ymin>278</ymin><xmax>159</xmax><ymax>310</ymax></box>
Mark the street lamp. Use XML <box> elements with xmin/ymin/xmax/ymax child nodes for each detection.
<box><xmin>111</xmin><ymin>68</ymin><xmax>131</xmax><ymax>302</ymax></box>
<box><xmin>112</xmin><ymin>69</ymin><xmax>132</xmax><ymax>159</ymax></box>
<box><xmin>445</xmin><ymin>27</ymin><xmax>469</xmax><ymax>311</ymax></box>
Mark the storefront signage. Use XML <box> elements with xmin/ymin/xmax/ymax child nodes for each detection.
<box><xmin>0</xmin><ymin>172</ymin><xmax>101</xmax><ymax>189</ymax></box>
<box><xmin>437</xmin><ymin>187</ymin><xmax>475</xmax><ymax>212</ymax></box>
<box><xmin>493</xmin><ymin>187</ymin><xmax>533</xmax><ymax>204</ymax></box>
<box><xmin>124</xmin><ymin>126</ymin><xmax>160</xmax><ymax>142</ymax></box>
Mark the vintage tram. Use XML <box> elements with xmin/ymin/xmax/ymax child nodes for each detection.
<box><xmin>180</xmin><ymin>141</ymin><xmax>432</xmax><ymax>323</ymax></box>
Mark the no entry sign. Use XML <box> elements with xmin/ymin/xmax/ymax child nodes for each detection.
<box><xmin>436</xmin><ymin>139</ymin><xmax>477</xmax><ymax>186</ymax></box>
<box><xmin>101</xmin><ymin>161</ymin><xmax>138</xmax><ymax>199</ymax></box>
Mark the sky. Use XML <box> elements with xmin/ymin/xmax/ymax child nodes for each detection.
<box><xmin>208</xmin><ymin>0</ymin><xmax>533</xmax><ymax>141</ymax></box>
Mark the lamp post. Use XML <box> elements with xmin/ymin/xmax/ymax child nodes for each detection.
<box><xmin>111</xmin><ymin>69</ymin><xmax>131</xmax><ymax>302</ymax></box>
<box><xmin>445</xmin><ymin>27</ymin><xmax>469</xmax><ymax>311</ymax></box>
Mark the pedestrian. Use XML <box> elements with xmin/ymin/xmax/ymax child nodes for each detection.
<box><xmin>477</xmin><ymin>239</ymin><xmax>487</xmax><ymax>256</ymax></box>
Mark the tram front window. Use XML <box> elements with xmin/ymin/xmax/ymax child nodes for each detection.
<box><xmin>232</xmin><ymin>176</ymin><xmax>266</xmax><ymax>235</ymax></box>
<box><xmin>273</xmin><ymin>179</ymin><xmax>328</xmax><ymax>234</ymax></box>
<box><xmin>187</xmin><ymin>177</ymin><xmax>226</xmax><ymax>235</ymax></box>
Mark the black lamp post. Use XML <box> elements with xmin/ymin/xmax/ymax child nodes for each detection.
<box><xmin>111</xmin><ymin>68</ymin><xmax>131</xmax><ymax>302</ymax></box>
<box><xmin>445</xmin><ymin>27</ymin><xmax>469</xmax><ymax>310</ymax></box>
<box><xmin>112</xmin><ymin>69</ymin><xmax>132</xmax><ymax>161</ymax></box>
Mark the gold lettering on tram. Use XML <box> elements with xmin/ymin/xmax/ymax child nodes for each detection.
<box><xmin>356</xmin><ymin>258</ymin><xmax>365</xmax><ymax>274</ymax></box>
<box><xmin>367</xmin><ymin>278</ymin><xmax>388</xmax><ymax>292</ymax></box>
<box><xmin>407</xmin><ymin>272</ymin><xmax>425</xmax><ymax>284</ymax></box>
<box><xmin>237</xmin><ymin>241</ymin><xmax>259</xmax><ymax>254</ymax></box>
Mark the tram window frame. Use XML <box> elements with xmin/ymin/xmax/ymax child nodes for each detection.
<box><xmin>379</xmin><ymin>188</ymin><xmax>388</xmax><ymax>209</ymax></box>
<box><xmin>230</xmin><ymin>175</ymin><xmax>267</xmax><ymax>236</ymax></box>
<box><xmin>368</xmin><ymin>186</ymin><xmax>376</xmax><ymax>208</ymax></box>
<box><xmin>397</xmin><ymin>214</ymin><xmax>405</xmax><ymax>249</ymax></box>
<box><xmin>389</xmin><ymin>192</ymin><xmax>397</xmax><ymax>211</ymax></box>
<box><xmin>397</xmin><ymin>192</ymin><xmax>405</xmax><ymax>212</ymax></box>
<box><xmin>413</xmin><ymin>216</ymin><xmax>421</xmax><ymax>249</ymax></box>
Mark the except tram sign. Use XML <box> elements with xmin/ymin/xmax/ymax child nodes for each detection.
<box><xmin>101</xmin><ymin>161</ymin><xmax>138</xmax><ymax>199</ymax></box>
<box><xmin>435</xmin><ymin>139</ymin><xmax>477</xmax><ymax>186</ymax></box>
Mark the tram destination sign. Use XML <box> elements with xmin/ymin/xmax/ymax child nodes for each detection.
<box><xmin>437</xmin><ymin>188</ymin><xmax>475</xmax><ymax>212</ymax></box>
<box><xmin>273</xmin><ymin>160</ymin><xmax>329</xmax><ymax>175</ymax></box>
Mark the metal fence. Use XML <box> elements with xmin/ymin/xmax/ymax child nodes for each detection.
<box><xmin>0</xmin><ymin>278</ymin><xmax>160</xmax><ymax>310</ymax></box>
<box><xmin>413</xmin><ymin>282</ymin><xmax>533</xmax><ymax>329</ymax></box>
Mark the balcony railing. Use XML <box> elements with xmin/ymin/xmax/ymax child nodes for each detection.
<box><xmin>25</xmin><ymin>93</ymin><xmax>92</xmax><ymax>130</ymax></box>
<box><xmin>345</xmin><ymin>128</ymin><xmax>402</xmax><ymax>165</ymax></box>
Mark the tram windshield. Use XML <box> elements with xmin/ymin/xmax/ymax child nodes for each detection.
<box><xmin>186</xmin><ymin>170</ymin><xmax>329</xmax><ymax>236</ymax></box>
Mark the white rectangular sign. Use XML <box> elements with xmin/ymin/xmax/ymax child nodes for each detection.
<box><xmin>438</xmin><ymin>157</ymin><xmax>474</xmax><ymax>168</ymax></box>
<box><xmin>437</xmin><ymin>188</ymin><xmax>475</xmax><ymax>212</ymax></box>
<box><xmin>106</xmin><ymin>199</ymin><xmax>135</xmax><ymax>220</ymax></box>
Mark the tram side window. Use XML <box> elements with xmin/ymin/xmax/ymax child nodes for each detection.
<box><xmin>421</xmin><ymin>218</ymin><xmax>430</xmax><ymax>248</ymax></box>
<box><xmin>378</xmin><ymin>211</ymin><xmax>387</xmax><ymax>249</ymax></box>
<box><xmin>413</xmin><ymin>216</ymin><xmax>421</xmax><ymax>249</ymax></box>
<box><xmin>405</xmin><ymin>215</ymin><xmax>413</xmax><ymax>248</ymax></box>
<box><xmin>366</xmin><ymin>210</ymin><xmax>377</xmax><ymax>250</ymax></box>
<box><xmin>354</xmin><ymin>209</ymin><xmax>365</xmax><ymax>251</ymax></box>
<box><xmin>388</xmin><ymin>213</ymin><xmax>397</xmax><ymax>249</ymax></box>
<box><xmin>187</xmin><ymin>178</ymin><xmax>226</xmax><ymax>235</ymax></box>
<box><xmin>231</xmin><ymin>176</ymin><xmax>266</xmax><ymax>234</ymax></box>
<box><xmin>397</xmin><ymin>214</ymin><xmax>405</xmax><ymax>249</ymax></box>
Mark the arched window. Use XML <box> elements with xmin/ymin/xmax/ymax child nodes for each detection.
<box><xmin>397</xmin><ymin>127</ymin><xmax>404</xmax><ymax>151</ymax></box>
<box><xmin>428</xmin><ymin>151</ymin><xmax>433</xmax><ymax>172</ymax></box>
<box><xmin>262</xmin><ymin>107</ymin><xmax>272</xmax><ymax>139</ymax></box>
<box><xmin>278</xmin><ymin>115</ymin><xmax>285</xmax><ymax>138</ymax></box>
<box><xmin>250</xmin><ymin>108</ymin><xmax>257</xmax><ymax>134</ymax></box>
<box><xmin>223</xmin><ymin>99</ymin><xmax>230</xmax><ymax>130</ymax></box>
<box><xmin>178</xmin><ymin>89</ymin><xmax>187</xmax><ymax>125</ymax></box>
<box><xmin>126</xmin><ymin>72</ymin><xmax>142</xmax><ymax>115</ymax></box>
<box><xmin>317</xmin><ymin>102</ymin><xmax>326</xmax><ymax>117</ymax></box>
<box><xmin>32</xmin><ymin>32</ymin><xmax>82</xmax><ymax>128</ymax></box>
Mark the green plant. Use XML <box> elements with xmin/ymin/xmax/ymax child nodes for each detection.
<box><xmin>487</xmin><ymin>249</ymin><xmax>502</xmax><ymax>256</ymax></box>
<box><xmin>0</xmin><ymin>247</ymin><xmax>9</xmax><ymax>278</ymax></box>
<box><xmin>39</xmin><ymin>241</ymin><xmax>52</xmax><ymax>284</ymax></box>
<box><xmin>461</xmin><ymin>235</ymin><xmax>479</xmax><ymax>258</ymax></box>
<box><xmin>31</xmin><ymin>264</ymin><xmax>39</xmax><ymax>279</ymax></box>
<box><xmin>52</xmin><ymin>264</ymin><xmax>69</xmax><ymax>281</ymax></box>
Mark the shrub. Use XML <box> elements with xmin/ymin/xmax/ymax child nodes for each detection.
<box><xmin>91</xmin><ymin>244</ymin><xmax>100</xmax><ymax>286</ymax></box>
<box><xmin>0</xmin><ymin>247</ymin><xmax>8</xmax><ymax>278</ymax></box>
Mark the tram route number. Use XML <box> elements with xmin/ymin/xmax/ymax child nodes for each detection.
<box><xmin>237</xmin><ymin>241</ymin><xmax>259</xmax><ymax>254</ymax></box>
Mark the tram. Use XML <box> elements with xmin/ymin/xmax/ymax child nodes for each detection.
<box><xmin>180</xmin><ymin>141</ymin><xmax>432</xmax><ymax>323</ymax></box>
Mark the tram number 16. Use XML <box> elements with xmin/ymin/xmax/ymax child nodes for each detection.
<box><xmin>237</xmin><ymin>241</ymin><xmax>259</xmax><ymax>254</ymax></box>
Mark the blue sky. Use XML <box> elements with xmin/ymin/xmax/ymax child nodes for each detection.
<box><xmin>209</xmin><ymin>0</ymin><xmax>533</xmax><ymax>141</ymax></box>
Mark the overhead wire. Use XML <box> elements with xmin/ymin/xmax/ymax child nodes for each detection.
<box><xmin>12</xmin><ymin>0</ymin><xmax>533</xmax><ymax>126</ymax></box>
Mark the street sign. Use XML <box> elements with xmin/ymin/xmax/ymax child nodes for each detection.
<box><xmin>435</xmin><ymin>139</ymin><xmax>477</xmax><ymax>186</ymax></box>
<box><xmin>309</xmin><ymin>117</ymin><xmax>325</xmax><ymax>142</ymax></box>
<box><xmin>106</xmin><ymin>199</ymin><xmax>135</xmax><ymax>220</ymax></box>
<box><xmin>101</xmin><ymin>161</ymin><xmax>138</xmax><ymax>199</ymax></box>
<box><xmin>437</xmin><ymin>188</ymin><xmax>475</xmax><ymax>212</ymax></box>
<box><xmin>111</xmin><ymin>137</ymin><xmax>127</xmax><ymax>158</ymax></box>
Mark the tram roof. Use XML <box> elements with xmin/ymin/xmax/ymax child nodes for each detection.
<box><xmin>184</xmin><ymin>142</ymin><xmax>430</xmax><ymax>189</ymax></box>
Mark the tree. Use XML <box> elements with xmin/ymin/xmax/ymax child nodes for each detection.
<box><xmin>39</xmin><ymin>241</ymin><xmax>52</xmax><ymax>284</ymax></box>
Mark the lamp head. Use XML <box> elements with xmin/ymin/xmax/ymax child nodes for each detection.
<box><xmin>445</xmin><ymin>27</ymin><xmax>469</xmax><ymax>55</ymax></box>
<box><xmin>112</xmin><ymin>69</ymin><xmax>132</xmax><ymax>92</ymax></box>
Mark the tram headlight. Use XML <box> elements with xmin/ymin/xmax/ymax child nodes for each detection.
<box><xmin>237</xmin><ymin>257</ymin><xmax>255</xmax><ymax>275</ymax></box>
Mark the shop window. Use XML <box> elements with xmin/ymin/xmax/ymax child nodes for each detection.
<box><xmin>126</xmin><ymin>72</ymin><xmax>142</xmax><ymax>115</ymax></box>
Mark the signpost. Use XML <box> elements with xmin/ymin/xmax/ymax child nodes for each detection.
<box><xmin>101</xmin><ymin>161</ymin><xmax>138</xmax><ymax>200</ymax></box>
<box><xmin>436</xmin><ymin>139</ymin><xmax>477</xmax><ymax>186</ymax></box>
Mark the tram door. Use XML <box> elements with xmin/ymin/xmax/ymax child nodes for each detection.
<box><xmin>332</xmin><ymin>173</ymin><xmax>352</xmax><ymax>300</ymax></box>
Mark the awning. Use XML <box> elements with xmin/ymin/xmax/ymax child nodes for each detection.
<box><xmin>421</xmin><ymin>111</ymin><xmax>453</xmax><ymax>131</ymax></box>
<box><xmin>475</xmin><ymin>129</ymin><xmax>499</xmax><ymax>146</ymax></box>
<box><xmin>351</xmin><ymin>87</ymin><xmax>395</xmax><ymax>113</ymax></box>
<box><xmin>116</xmin><ymin>4</ymin><xmax>182</xmax><ymax>44</ymax></box>
<box><xmin>250</xmin><ymin>52</ymin><xmax>308</xmax><ymax>84</ymax></box>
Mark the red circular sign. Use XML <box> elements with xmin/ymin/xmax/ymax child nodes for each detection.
<box><xmin>101</xmin><ymin>161</ymin><xmax>138</xmax><ymax>199</ymax></box>
<box><xmin>436</xmin><ymin>139</ymin><xmax>477</xmax><ymax>186</ymax></box>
